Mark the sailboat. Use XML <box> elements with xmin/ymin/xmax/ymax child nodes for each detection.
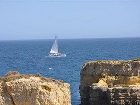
<box><xmin>49</xmin><ymin>36</ymin><xmax>66</xmax><ymax>57</ymax></box>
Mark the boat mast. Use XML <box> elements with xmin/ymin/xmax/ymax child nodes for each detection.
<box><xmin>50</xmin><ymin>36</ymin><xmax>59</xmax><ymax>54</ymax></box>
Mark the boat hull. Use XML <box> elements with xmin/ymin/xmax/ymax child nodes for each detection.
<box><xmin>48</xmin><ymin>53</ymin><xmax>66</xmax><ymax>57</ymax></box>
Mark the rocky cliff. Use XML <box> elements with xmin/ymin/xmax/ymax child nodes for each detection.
<box><xmin>0</xmin><ymin>71</ymin><xmax>71</xmax><ymax>105</ymax></box>
<box><xmin>80</xmin><ymin>60</ymin><xmax>140</xmax><ymax>105</ymax></box>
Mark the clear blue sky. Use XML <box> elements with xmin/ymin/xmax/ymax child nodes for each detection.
<box><xmin>0</xmin><ymin>0</ymin><xmax>140</xmax><ymax>40</ymax></box>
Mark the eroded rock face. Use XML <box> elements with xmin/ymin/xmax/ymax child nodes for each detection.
<box><xmin>0</xmin><ymin>72</ymin><xmax>71</xmax><ymax>105</ymax></box>
<box><xmin>80</xmin><ymin>60</ymin><xmax>140</xmax><ymax>105</ymax></box>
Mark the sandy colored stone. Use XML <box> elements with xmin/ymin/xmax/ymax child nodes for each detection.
<box><xmin>80</xmin><ymin>60</ymin><xmax>140</xmax><ymax>105</ymax></box>
<box><xmin>97</xmin><ymin>79</ymin><xmax>108</xmax><ymax>87</ymax></box>
<box><xmin>0</xmin><ymin>72</ymin><xmax>71</xmax><ymax>105</ymax></box>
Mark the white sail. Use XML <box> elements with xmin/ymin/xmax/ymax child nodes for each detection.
<box><xmin>48</xmin><ymin>36</ymin><xmax>66</xmax><ymax>57</ymax></box>
<box><xmin>50</xmin><ymin>37</ymin><xmax>58</xmax><ymax>54</ymax></box>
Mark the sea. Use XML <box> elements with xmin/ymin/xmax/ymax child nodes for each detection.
<box><xmin>0</xmin><ymin>38</ymin><xmax>140</xmax><ymax>105</ymax></box>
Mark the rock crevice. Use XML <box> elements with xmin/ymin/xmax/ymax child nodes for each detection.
<box><xmin>3</xmin><ymin>80</ymin><xmax>16</xmax><ymax>105</ymax></box>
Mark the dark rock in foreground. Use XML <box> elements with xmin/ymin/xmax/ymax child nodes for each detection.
<box><xmin>80</xmin><ymin>60</ymin><xmax>140</xmax><ymax>105</ymax></box>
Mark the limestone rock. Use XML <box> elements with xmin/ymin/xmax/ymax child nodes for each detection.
<box><xmin>80</xmin><ymin>60</ymin><xmax>140</xmax><ymax>105</ymax></box>
<box><xmin>97</xmin><ymin>79</ymin><xmax>108</xmax><ymax>87</ymax></box>
<box><xmin>0</xmin><ymin>72</ymin><xmax>71</xmax><ymax>105</ymax></box>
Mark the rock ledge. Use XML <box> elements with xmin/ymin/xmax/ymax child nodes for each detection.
<box><xmin>0</xmin><ymin>71</ymin><xmax>71</xmax><ymax>105</ymax></box>
<box><xmin>80</xmin><ymin>60</ymin><xmax>140</xmax><ymax>105</ymax></box>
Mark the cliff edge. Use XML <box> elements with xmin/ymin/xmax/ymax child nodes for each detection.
<box><xmin>80</xmin><ymin>59</ymin><xmax>140</xmax><ymax>105</ymax></box>
<box><xmin>0</xmin><ymin>71</ymin><xmax>71</xmax><ymax>105</ymax></box>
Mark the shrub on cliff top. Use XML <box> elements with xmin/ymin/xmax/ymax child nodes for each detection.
<box><xmin>132</xmin><ymin>58</ymin><xmax>140</xmax><ymax>61</ymax></box>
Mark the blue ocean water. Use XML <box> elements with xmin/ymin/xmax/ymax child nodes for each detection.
<box><xmin>0</xmin><ymin>38</ymin><xmax>140</xmax><ymax>105</ymax></box>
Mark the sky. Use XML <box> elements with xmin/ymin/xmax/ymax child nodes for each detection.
<box><xmin>0</xmin><ymin>0</ymin><xmax>140</xmax><ymax>40</ymax></box>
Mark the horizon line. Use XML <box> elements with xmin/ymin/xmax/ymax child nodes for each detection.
<box><xmin>0</xmin><ymin>36</ymin><xmax>140</xmax><ymax>41</ymax></box>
